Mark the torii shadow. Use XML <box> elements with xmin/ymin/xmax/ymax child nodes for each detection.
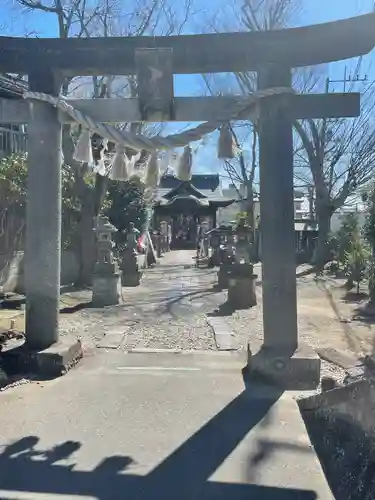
<box><xmin>0</xmin><ymin>388</ymin><xmax>318</xmax><ymax>499</ymax></box>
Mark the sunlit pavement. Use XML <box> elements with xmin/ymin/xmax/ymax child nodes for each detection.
<box><xmin>0</xmin><ymin>349</ymin><xmax>333</xmax><ymax>499</ymax></box>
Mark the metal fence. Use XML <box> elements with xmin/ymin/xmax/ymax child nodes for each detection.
<box><xmin>0</xmin><ymin>126</ymin><xmax>27</xmax><ymax>157</ymax></box>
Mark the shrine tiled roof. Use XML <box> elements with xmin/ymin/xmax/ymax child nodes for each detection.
<box><xmin>154</xmin><ymin>175</ymin><xmax>234</xmax><ymax>208</ymax></box>
<box><xmin>159</xmin><ymin>173</ymin><xmax>220</xmax><ymax>191</ymax></box>
<box><xmin>156</xmin><ymin>174</ymin><xmax>223</xmax><ymax>200</ymax></box>
<box><xmin>0</xmin><ymin>74</ymin><xmax>27</xmax><ymax>99</ymax></box>
<box><xmin>155</xmin><ymin>187</ymin><xmax>225</xmax><ymax>203</ymax></box>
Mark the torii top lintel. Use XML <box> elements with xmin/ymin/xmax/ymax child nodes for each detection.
<box><xmin>0</xmin><ymin>14</ymin><xmax>374</xmax><ymax>76</ymax></box>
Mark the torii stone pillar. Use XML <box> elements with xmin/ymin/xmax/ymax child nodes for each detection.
<box><xmin>247</xmin><ymin>65</ymin><xmax>320</xmax><ymax>389</ymax></box>
<box><xmin>25</xmin><ymin>72</ymin><xmax>62</xmax><ymax>349</ymax></box>
<box><xmin>258</xmin><ymin>66</ymin><xmax>297</xmax><ymax>350</ymax></box>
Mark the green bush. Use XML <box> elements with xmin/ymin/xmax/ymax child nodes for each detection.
<box><xmin>345</xmin><ymin>239</ymin><xmax>370</xmax><ymax>294</ymax></box>
<box><xmin>337</xmin><ymin>213</ymin><xmax>360</xmax><ymax>267</ymax></box>
<box><xmin>363</xmin><ymin>184</ymin><xmax>375</xmax><ymax>302</ymax></box>
<box><xmin>327</xmin><ymin>232</ymin><xmax>339</xmax><ymax>262</ymax></box>
<box><xmin>368</xmin><ymin>260</ymin><xmax>375</xmax><ymax>304</ymax></box>
<box><xmin>0</xmin><ymin>154</ymin><xmax>81</xmax><ymax>249</ymax></box>
<box><xmin>105</xmin><ymin>177</ymin><xmax>147</xmax><ymax>247</ymax></box>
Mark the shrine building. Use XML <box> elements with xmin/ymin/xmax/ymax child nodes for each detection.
<box><xmin>153</xmin><ymin>174</ymin><xmax>235</xmax><ymax>249</ymax></box>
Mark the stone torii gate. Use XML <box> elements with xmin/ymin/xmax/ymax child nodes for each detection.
<box><xmin>0</xmin><ymin>13</ymin><xmax>374</xmax><ymax>386</ymax></box>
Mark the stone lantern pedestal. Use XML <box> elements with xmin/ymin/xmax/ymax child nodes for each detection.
<box><xmin>234</xmin><ymin>217</ymin><xmax>252</xmax><ymax>264</ymax></box>
<box><xmin>119</xmin><ymin>223</ymin><xmax>143</xmax><ymax>286</ymax></box>
<box><xmin>215</xmin><ymin>227</ymin><xmax>236</xmax><ymax>289</ymax></box>
<box><xmin>207</xmin><ymin>229</ymin><xmax>221</xmax><ymax>268</ymax></box>
<box><xmin>218</xmin><ymin>263</ymin><xmax>230</xmax><ymax>289</ymax></box>
<box><xmin>92</xmin><ymin>218</ymin><xmax>123</xmax><ymax>307</ymax></box>
<box><xmin>153</xmin><ymin>231</ymin><xmax>162</xmax><ymax>258</ymax></box>
<box><xmin>160</xmin><ymin>221</ymin><xmax>169</xmax><ymax>253</ymax></box>
<box><xmin>121</xmin><ymin>248</ymin><xmax>142</xmax><ymax>287</ymax></box>
<box><xmin>225</xmin><ymin>219</ymin><xmax>257</xmax><ymax>307</ymax></box>
<box><xmin>227</xmin><ymin>263</ymin><xmax>257</xmax><ymax>309</ymax></box>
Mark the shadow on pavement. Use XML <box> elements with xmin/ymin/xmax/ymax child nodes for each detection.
<box><xmin>0</xmin><ymin>388</ymin><xmax>318</xmax><ymax>499</ymax></box>
<box><xmin>161</xmin><ymin>287</ymin><xmax>218</xmax><ymax>317</ymax></box>
<box><xmin>342</xmin><ymin>291</ymin><xmax>368</xmax><ymax>304</ymax></box>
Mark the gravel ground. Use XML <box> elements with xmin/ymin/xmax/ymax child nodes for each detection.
<box><xmin>59</xmin><ymin>251</ymin><xmax>218</xmax><ymax>351</ymax></box>
<box><xmin>58</xmin><ymin>251</ymin><xmax>374</xmax><ymax>385</ymax></box>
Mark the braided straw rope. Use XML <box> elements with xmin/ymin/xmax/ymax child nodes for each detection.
<box><xmin>24</xmin><ymin>87</ymin><xmax>294</xmax><ymax>152</ymax></box>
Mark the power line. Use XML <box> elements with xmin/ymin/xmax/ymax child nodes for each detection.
<box><xmin>327</xmin><ymin>65</ymin><xmax>368</xmax><ymax>93</ymax></box>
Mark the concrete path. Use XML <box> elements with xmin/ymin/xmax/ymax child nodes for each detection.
<box><xmin>0</xmin><ymin>349</ymin><xmax>333</xmax><ymax>500</ymax></box>
<box><xmin>0</xmin><ymin>251</ymin><xmax>333</xmax><ymax>499</ymax></box>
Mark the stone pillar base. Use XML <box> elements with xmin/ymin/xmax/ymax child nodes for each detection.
<box><xmin>155</xmin><ymin>240</ymin><xmax>161</xmax><ymax>258</ymax></box>
<box><xmin>247</xmin><ymin>343</ymin><xmax>321</xmax><ymax>390</ymax></box>
<box><xmin>120</xmin><ymin>250</ymin><xmax>142</xmax><ymax>286</ymax></box>
<box><xmin>227</xmin><ymin>272</ymin><xmax>257</xmax><ymax>309</ymax></box>
<box><xmin>122</xmin><ymin>271</ymin><xmax>142</xmax><ymax>287</ymax></box>
<box><xmin>2</xmin><ymin>334</ymin><xmax>83</xmax><ymax>378</ymax></box>
<box><xmin>92</xmin><ymin>272</ymin><xmax>123</xmax><ymax>307</ymax></box>
<box><xmin>210</xmin><ymin>251</ymin><xmax>221</xmax><ymax>267</ymax></box>
<box><xmin>196</xmin><ymin>257</ymin><xmax>209</xmax><ymax>268</ymax></box>
<box><xmin>217</xmin><ymin>265</ymin><xmax>229</xmax><ymax>289</ymax></box>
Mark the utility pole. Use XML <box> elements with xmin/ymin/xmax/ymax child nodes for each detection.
<box><xmin>320</xmin><ymin>77</ymin><xmax>330</xmax><ymax>171</ymax></box>
<box><xmin>321</xmin><ymin>67</ymin><xmax>368</xmax><ymax>180</ymax></box>
<box><xmin>328</xmin><ymin>65</ymin><xmax>368</xmax><ymax>93</ymax></box>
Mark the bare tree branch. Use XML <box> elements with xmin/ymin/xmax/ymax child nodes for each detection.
<box><xmin>16</xmin><ymin>0</ymin><xmax>59</xmax><ymax>13</ymax></box>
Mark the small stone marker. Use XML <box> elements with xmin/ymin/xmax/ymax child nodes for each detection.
<box><xmin>206</xmin><ymin>317</ymin><xmax>236</xmax><ymax>351</ymax></box>
<box><xmin>317</xmin><ymin>347</ymin><xmax>362</xmax><ymax>370</ymax></box>
<box><xmin>97</xmin><ymin>329</ymin><xmax>127</xmax><ymax>349</ymax></box>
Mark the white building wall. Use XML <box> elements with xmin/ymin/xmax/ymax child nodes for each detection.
<box><xmin>217</xmin><ymin>183</ymin><xmax>308</xmax><ymax>225</ymax></box>
<box><xmin>217</xmin><ymin>181</ymin><xmax>368</xmax><ymax>232</ymax></box>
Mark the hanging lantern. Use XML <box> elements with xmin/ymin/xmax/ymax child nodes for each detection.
<box><xmin>109</xmin><ymin>145</ymin><xmax>129</xmax><ymax>181</ymax></box>
<box><xmin>217</xmin><ymin>124</ymin><xmax>235</xmax><ymax>159</ymax></box>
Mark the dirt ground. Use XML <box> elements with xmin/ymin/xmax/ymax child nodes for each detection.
<box><xmin>300</xmin><ymin>273</ymin><xmax>375</xmax><ymax>359</ymax></box>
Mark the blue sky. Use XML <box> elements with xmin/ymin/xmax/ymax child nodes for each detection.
<box><xmin>1</xmin><ymin>0</ymin><xmax>375</xmax><ymax>178</ymax></box>
<box><xmin>2</xmin><ymin>0</ymin><xmax>373</xmax><ymax>34</ymax></box>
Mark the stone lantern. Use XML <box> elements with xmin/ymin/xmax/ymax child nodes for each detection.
<box><xmin>234</xmin><ymin>217</ymin><xmax>252</xmax><ymax>264</ymax></box>
<box><xmin>92</xmin><ymin>217</ymin><xmax>123</xmax><ymax>306</ymax></box>
<box><xmin>217</xmin><ymin>225</ymin><xmax>235</xmax><ymax>289</ymax></box>
<box><xmin>199</xmin><ymin>220</ymin><xmax>209</xmax><ymax>258</ymax></box>
<box><xmin>206</xmin><ymin>228</ymin><xmax>222</xmax><ymax>267</ymax></box>
<box><xmin>227</xmin><ymin>218</ymin><xmax>257</xmax><ymax>309</ymax></box>
<box><xmin>120</xmin><ymin>223</ymin><xmax>142</xmax><ymax>287</ymax></box>
<box><xmin>152</xmin><ymin>229</ymin><xmax>162</xmax><ymax>258</ymax></box>
<box><xmin>225</xmin><ymin>230</ymin><xmax>236</xmax><ymax>256</ymax></box>
<box><xmin>160</xmin><ymin>221</ymin><xmax>169</xmax><ymax>253</ymax></box>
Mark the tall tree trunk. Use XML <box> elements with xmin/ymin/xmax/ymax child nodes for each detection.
<box><xmin>245</xmin><ymin>126</ymin><xmax>257</xmax><ymax>238</ymax></box>
<box><xmin>369</xmin><ymin>259</ymin><xmax>375</xmax><ymax>304</ymax></box>
<box><xmin>313</xmin><ymin>204</ymin><xmax>332</xmax><ymax>273</ymax></box>
<box><xmin>244</xmin><ymin>181</ymin><xmax>255</xmax><ymax>238</ymax></box>
<box><xmin>75</xmin><ymin>200</ymin><xmax>97</xmax><ymax>287</ymax></box>
<box><xmin>74</xmin><ymin>175</ymin><xmax>109</xmax><ymax>287</ymax></box>
<box><xmin>62</xmin><ymin>126</ymin><xmax>109</xmax><ymax>288</ymax></box>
